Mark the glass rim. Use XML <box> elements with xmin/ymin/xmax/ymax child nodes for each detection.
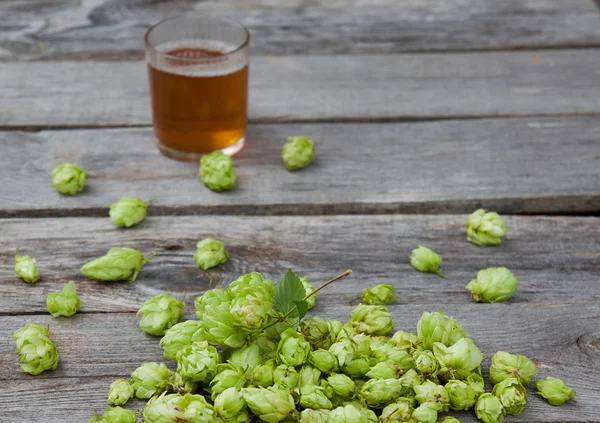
<box><xmin>144</xmin><ymin>14</ymin><xmax>250</xmax><ymax>63</ymax></box>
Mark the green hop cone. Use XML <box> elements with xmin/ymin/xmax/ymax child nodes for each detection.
<box><xmin>391</xmin><ymin>330</ymin><xmax>420</xmax><ymax>353</ymax></box>
<box><xmin>492</xmin><ymin>377</ymin><xmax>527</xmax><ymax>415</ymax></box>
<box><xmin>14</xmin><ymin>250</ymin><xmax>40</xmax><ymax>283</ymax></box>
<box><xmin>194</xmin><ymin>238</ymin><xmax>228</xmax><ymax>270</ymax></box>
<box><xmin>300</xmin><ymin>409</ymin><xmax>330</xmax><ymax>423</ymax></box>
<box><xmin>416</xmin><ymin>310</ymin><xmax>466</xmax><ymax>350</ymax></box>
<box><xmin>309</xmin><ymin>349</ymin><xmax>339</xmax><ymax>373</ymax></box>
<box><xmin>194</xmin><ymin>288</ymin><xmax>231</xmax><ymax>318</ymax></box>
<box><xmin>143</xmin><ymin>393</ymin><xmax>215</xmax><ymax>423</ymax></box>
<box><xmin>198</xmin><ymin>302</ymin><xmax>247</xmax><ymax>349</ymax></box>
<box><xmin>88</xmin><ymin>412</ymin><xmax>108</xmax><ymax>423</ymax></box>
<box><xmin>467</xmin><ymin>209</ymin><xmax>507</xmax><ymax>246</ymax></box>
<box><xmin>474</xmin><ymin>393</ymin><xmax>505</xmax><ymax>423</ymax></box>
<box><xmin>131</xmin><ymin>362</ymin><xmax>172</xmax><ymax>399</ymax></box>
<box><xmin>109</xmin><ymin>197</ymin><xmax>148</xmax><ymax>228</ymax></box>
<box><xmin>230</xmin><ymin>342</ymin><xmax>263</xmax><ymax>377</ymax></box>
<box><xmin>300</xmin><ymin>317</ymin><xmax>334</xmax><ymax>350</ymax></box>
<box><xmin>372</xmin><ymin>342</ymin><xmax>415</xmax><ymax>371</ymax></box>
<box><xmin>328</xmin><ymin>404</ymin><xmax>372</xmax><ymax>423</ymax></box>
<box><xmin>250</xmin><ymin>358</ymin><xmax>276</xmax><ymax>388</ymax></box>
<box><xmin>230</xmin><ymin>290</ymin><xmax>273</xmax><ymax>334</ymax></box>
<box><xmin>199</xmin><ymin>151</ymin><xmax>236</xmax><ymax>192</ymax></box>
<box><xmin>358</xmin><ymin>378</ymin><xmax>403</xmax><ymax>407</ymax></box>
<box><xmin>366</xmin><ymin>361</ymin><xmax>403</xmax><ymax>379</ymax></box>
<box><xmin>379</xmin><ymin>398</ymin><xmax>414</xmax><ymax>422</ymax></box>
<box><xmin>412</xmin><ymin>403</ymin><xmax>438</xmax><ymax>423</ymax></box>
<box><xmin>439</xmin><ymin>417</ymin><xmax>461</xmax><ymax>423</ymax></box>
<box><xmin>349</xmin><ymin>304</ymin><xmax>394</xmax><ymax>336</ymax></box>
<box><xmin>445</xmin><ymin>377</ymin><xmax>482</xmax><ymax>411</ymax></box>
<box><xmin>300</xmin><ymin>384</ymin><xmax>333</xmax><ymax>410</ymax></box>
<box><xmin>228</xmin><ymin>272</ymin><xmax>275</xmax><ymax>298</ymax></box>
<box><xmin>273</xmin><ymin>364</ymin><xmax>300</xmax><ymax>390</ymax></box>
<box><xmin>328</xmin><ymin>319</ymin><xmax>345</xmax><ymax>340</ymax></box>
<box><xmin>209</xmin><ymin>362</ymin><xmax>246</xmax><ymax>400</ymax></box>
<box><xmin>177</xmin><ymin>340</ymin><xmax>221</xmax><ymax>383</ymax></box>
<box><xmin>414</xmin><ymin>380</ymin><xmax>449</xmax><ymax>412</ymax></box>
<box><xmin>300</xmin><ymin>277</ymin><xmax>318</xmax><ymax>309</ymax></box>
<box><xmin>409</xmin><ymin>246</ymin><xmax>445</xmax><ymax>277</ymax></box>
<box><xmin>46</xmin><ymin>281</ymin><xmax>81</xmax><ymax>317</ymax></box>
<box><xmin>168</xmin><ymin>371</ymin><xmax>198</xmax><ymax>395</ymax></box>
<box><xmin>107</xmin><ymin>378</ymin><xmax>134</xmax><ymax>406</ymax></box>
<box><xmin>327</xmin><ymin>374</ymin><xmax>356</xmax><ymax>399</ymax></box>
<box><xmin>466</xmin><ymin>267</ymin><xmax>518</xmax><ymax>303</ymax></box>
<box><xmin>277</xmin><ymin>327</ymin><xmax>311</xmax><ymax>367</ymax></box>
<box><xmin>13</xmin><ymin>323</ymin><xmax>48</xmax><ymax>353</ymax></box>
<box><xmin>159</xmin><ymin>320</ymin><xmax>203</xmax><ymax>361</ymax></box>
<box><xmin>414</xmin><ymin>350</ymin><xmax>439</xmax><ymax>376</ymax></box>
<box><xmin>81</xmin><ymin>247</ymin><xmax>158</xmax><ymax>283</ymax></box>
<box><xmin>214</xmin><ymin>387</ymin><xmax>247</xmax><ymax>421</ymax></box>
<box><xmin>102</xmin><ymin>407</ymin><xmax>137</xmax><ymax>423</ymax></box>
<box><xmin>399</xmin><ymin>368</ymin><xmax>421</xmax><ymax>392</ymax></box>
<box><xmin>242</xmin><ymin>387</ymin><xmax>296</xmax><ymax>423</ymax></box>
<box><xmin>343</xmin><ymin>356</ymin><xmax>372</xmax><ymax>378</ymax></box>
<box><xmin>329</xmin><ymin>340</ymin><xmax>355</xmax><ymax>368</ymax></box>
<box><xmin>137</xmin><ymin>294</ymin><xmax>185</xmax><ymax>336</ymax></box>
<box><xmin>298</xmin><ymin>365</ymin><xmax>321</xmax><ymax>387</ymax></box>
<box><xmin>535</xmin><ymin>377</ymin><xmax>575</xmax><ymax>406</ymax></box>
<box><xmin>361</xmin><ymin>284</ymin><xmax>397</xmax><ymax>305</ymax></box>
<box><xmin>51</xmin><ymin>163</ymin><xmax>87</xmax><ymax>195</ymax></box>
<box><xmin>489</xmin><ymin>351</ymin><xmax>538</xmax><ymax>386</ymax></box>
<box><xmin>433</xmin><ymin>337</ymin><xmax>484</xmax><ymax>381</ymax></box>
<box><xmin>281</xmin><ymin>136</ymin><xmax>315</xmax><ymax>170</ymax></box>
<box><xmin>16</xmin><ymin>333</ymin><xmax>59</xmax><ymax>375</ymax></box>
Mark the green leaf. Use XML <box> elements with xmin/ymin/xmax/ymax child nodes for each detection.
<box><xmin>293</xmin><ymin>300</ymin><xmax>309</xmax><ymax>320</ymax></box>
<box><xmin>273</xmin><ymin>269</ymin><xmax>306</xmax><ymax>317</ymax></box>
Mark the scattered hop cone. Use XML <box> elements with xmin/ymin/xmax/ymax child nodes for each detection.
<box><xmin>466</xmin><ymin>267</ymin><xmax>518</xmax><ymax>303</ymax></box>
<box><xmin>410</xmin><ymin>246</ymin><xmax>445</xmax><ymax>277</ymax></box>
<box><xmin>439</xmin><ymin>418</ymin><xmax>461</xmax><ymax>423</ymax></box>
<box><xmin>416</xmin><ymin>310</ymin><xmax>466</xmax><ymax>350</ymax></box>
<box><xmin>489</xmin><ymin>351</ymin><xmax>538</xmax><ymax>386</ymax></box>
<box><xmin>81</xmin><ymin>248</ymin><xmax>157</xmax><ymax>283</ymax></box>
<box><xmin>143</xmin><ymin>393</ymin><xmax>216</xmax><ymax>423</ymax></box>
<box><xmin>412</xmin><ymin>403</ymin><xmax>438</xmax><ymax>423</ymax></box>
<box><xmin>358</xmin><ymin>378</ymin><xmax>403</xmax><ymax>407</ymax></box>
<box><xmin>137</xmin><ymin>294</ymin><xmax>185</xmax><ymax>336</ymax></box>
<box><xmin>250</xmin><ymin>358</ymin><xmax>276</xmax><ymax>388</ymax></box>
<box><xmin>209</xmin><ymin>362</ymin><xmax>246</xmax><ymax>400</ymax></box>
<box><xmin>131</xmin><ymin>362</ymin><xmax>173</xmax><ymax>399</ymax></box>
<box><xmin>379</xmin><ymin>398</ymin><xmax>414</xmax><ymax>422</ymax></box>
<box><xmin>277</xmin><ymin>327</ymin><xmax>311</xmax><ymax>367</ymax></box>
<box><xmin>300</xmin><ymin>317</ymin><xmax>334</xmax><ymax>350</ymax></box>
<box><xmin>361</xmin><ymin>284</ymin><xmax>397</xmax><ymax>305</ymax></box>
<box><xmin>327</xmin><ymin>374</ymin><xmax>355</xmax><ymax>399</ymax></box>
<box><xmin>88</xmin><ymin>412</ymin><xmax>108</xmax><ymax>423</ymax></box>
<box><xmin>273</xmin><ymin>365</ymin><xmax>300</xmax><ymax>390</ymax></box>
<box><xmin>433</xmin><ymin>337</ymin><xmax>484</xmax><ymax>380</ymax></box>
<box><xmin>13</xmin><ymin>323</ymin><xmax>48</xmax><ymax>353</ymax></box>
<box><xmin>15</xmin><ymin>332</ymin><xmax>59</xmax><ymax>375</ymax></box>
<box><xmin>199</xmin><ymin>151</ymin><xmax>236</xmax><ymax>192</ymax></box>
<box><xmin>349</xmin><ymin>304</ymin><xmax>394</xmax><ymax>336</ymax></box>
<box><xmin>300</xmin><ymin>409</ymin><xmax>330</xmax><ymax>423</ymax></box>
<box><xmin>535</xmin><ymin>377</ymin><xmax>575</xmax><ymax>406</ymax></box>
<box><xmin>46</xmin><ymin>281</ymin><xmax>81</xmax><ymax>317</ymax></box>
<box><xmin>177</xmin><ymin>340</ymin><xmax>221</xmax><ymax>383</ymax></box>
<box><xmin>492</xmin><ymin>377</ymin><xmax>527</xmax><ymax>415</ymax></box>
<box><xmin>242</xmin><ymin>387</ymin><xmax>296</xmax><ymax>423</ymax></box>
<box><xmin>281</xmin><ymin>136</ymin><xmax>315</xmax><ymax>170</ymax></box>
<box><xmin>298</xmin><ymin>365</ymin><xmax>321</xmax><ymax>387</ymax></box>
<box><xmin>51</xmin><ymin>163</ymin><xmax>87</xmax><ymax>195</ymax></box>
<box><xmin>300</xmin><ymin>277</ymin><xmax>318</xmax><ymax>309</ymax></box>
<box><xmin>474</xmin><ymin>393</ymin><xmax>505</xmax><ymax>423</ymax></box>
<box><xmin>300</xmin><ymin>384</ymin><xmax>333</xmax><ymax>410</ymax></box>
<box><xmin>414</xmin><ymin>380</ymin><xmax>450</xmax><ymax>412</ymax></box>
<box><xmin>467</xmin><ymin>209</ymin><xmax>507</xmax><ymax>246</ymax></box>
<box><xmin>159</xmin><ymin>320</ymin><xmax>203</xmax><ymax>361</ymax></box>
<box><xmin>109</xmin><ymin>197</ymin><xmax>149</xmax><ymax>228</ymax></box>
<box><xmin>107</xmin><ymin>378</ymin><xmax>134</xmax><ymax>406</ymax></box>
<box><xmin>102</xmin><ymin>406</ymin><xmax>137</xmax><ymax>423</ymax></box>
<box><xmin>309</xmin><ymin>349</ymin><xmax>339</xmax><ymax>373</ymax></box>
<box><xmin>14</xmin><ymin>250</ymin><xmax>41</xmax><ymax>283</ymax></box>
<box><xmin>194</xmin><ymin>238</ymin><xmax>228</xmax><ymax>270</ymax></box>
<box><xmin>214</xmin><ymin>387</ymin><xmax>247</xmax><ymax>421</ymax></box>
<box><xmin>445</xmin><ymin>374</ymin><xmax>484</xmax><ymax>411</ymax></box>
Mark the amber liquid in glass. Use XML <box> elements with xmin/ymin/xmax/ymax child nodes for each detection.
<box><xmin>148</xmin><ymin>42</ymin><xmax>248</xmax><ymax>157</ymax></box>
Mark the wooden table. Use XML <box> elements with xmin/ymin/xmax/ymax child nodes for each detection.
<box><xmin>1</xmin><ymin>1</ymin><xmax>599</xmax><ymax>421</ymax></box>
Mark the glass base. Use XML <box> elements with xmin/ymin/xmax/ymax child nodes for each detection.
<box><xmin>157</xmin><ymin>136</ymin><xmax>245</xmax><ymax>162</ymax></box>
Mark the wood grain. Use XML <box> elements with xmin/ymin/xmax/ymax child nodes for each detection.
<box><xmin>1</xmin><ymin>118</ymin><xmax>599</xmax><ymax>216</ymax></box>
<box><xmin>1</xmin><ymin>305</ymin><xmax>599</xmax><ymax>421</ymax></box>
<box><xmin>2</xmin><ymin>0</ymin><xmax>600</xmax><ymax>60</ymax></box>
<box><xmin>2</xmin><ymin>50</ymin><xmax>600</xmax><ymax>127</ymax></box>
<box><xmin>1</xmin><ymin>215</ymin><xmax>598</xmax><ymax>314</ymax></box>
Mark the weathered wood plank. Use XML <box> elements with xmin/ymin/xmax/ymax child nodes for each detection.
<box><xmin>2</xmin><ymin>0</ymin><xmax>600</xmax><ymax>60</ymax></box>
<box><xmin>1</xmin><ymin>118</ymin><xmax>599</xmax><ymax>216</ymax></box>
<box><xmin>1</xmin><ymin>215</ymin><xmax>598</xmax><ymax>314</ymax></box>
<box><xmin>3</xmin><ymin>51</ymin><xmax>600</xmax><ymax>127</ymax></box>
<box><xmin>1</xmin><ymin>305</ymin><xmax>599</xmax><ymax>421</ymax></box>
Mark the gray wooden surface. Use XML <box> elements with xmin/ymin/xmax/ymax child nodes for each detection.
<box><xmin>2</xmin><ymin>50</ymin><xmax>600</xmax><ymax>128</ymax></box>
<box><xmin>2</xmin><ymin>0</ymin><xmax>600</xmax><ymax>422</ymax></box>
<box><xmin>1</xmin><ymin>118</ymin><xmax>599</xmax><ymax>217</ymax></box>
<box><xmin>2</xmin><ymin>0</ymin><xmax>599</xmax><ymax>60</ymax></box>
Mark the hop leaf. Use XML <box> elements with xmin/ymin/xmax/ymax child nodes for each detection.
<box><xmin>273</xmin><ymin>269</ymin><xmax>308</xmax><ymax>320</ymax></box>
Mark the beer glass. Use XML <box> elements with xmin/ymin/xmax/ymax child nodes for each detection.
<box><xmin>145</xmin><ymin>16</ymin><xmax>250</xmax><ymax>161</ymax></box>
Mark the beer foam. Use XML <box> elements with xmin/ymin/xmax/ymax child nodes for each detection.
<box><xmin>150</xmin><ymin>39</ymin><xmax>247</xmax><ymax>77</ymax></box>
